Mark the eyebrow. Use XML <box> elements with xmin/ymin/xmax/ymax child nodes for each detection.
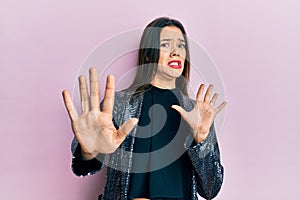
<box><xmin>160</xmin><ymin>38</ymin><xmax>186</xmax><ymax>43</ymax></box>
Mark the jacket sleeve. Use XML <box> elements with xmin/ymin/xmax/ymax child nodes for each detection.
<box><xmin>71</xmin><ymin>137</ymin><xmax>106</xmax><ymax>177</ymax></box>
<box><xmin>185</xmin><ymin>122</ymin><xmax>224</xmax><ymax>199</ymax></box>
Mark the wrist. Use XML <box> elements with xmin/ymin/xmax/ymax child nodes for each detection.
<box><xmin>192</xmin><ymin>128</ymin><xmax>209</xmax><ymax>144</ymax></box>
<box><xmin>81</xmin><ymin>151</ymin><xmax>97</xmax><ymax>161</ymax></box>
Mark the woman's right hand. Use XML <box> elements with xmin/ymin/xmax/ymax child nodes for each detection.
<box><xmin>62</xmin><ymin>67</ymin><xmax>138</xmax><ymax>160</ymax></box>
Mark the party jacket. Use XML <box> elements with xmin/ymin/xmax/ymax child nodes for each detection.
<box><xmin>71</xmin><ymin>88</ymin><xmax>224</xmax><ymax>200</ymax></box>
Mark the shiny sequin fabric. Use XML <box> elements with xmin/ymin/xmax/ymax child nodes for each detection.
<box><xmin>71</xmin><ymin>89</ymin><xmax>224</xmax><ymax>200</ymax></box>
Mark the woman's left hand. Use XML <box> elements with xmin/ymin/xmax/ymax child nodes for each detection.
<box><xmin>172</xmin><ymin>84</ymin><xmax>227</xmax><ymax>143</ymax></box>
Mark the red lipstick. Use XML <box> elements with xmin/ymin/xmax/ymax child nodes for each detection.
<box><xmin>168</xmin><ymin>60</ymin><xmax>182</xmax><ymax>69</ymax></box>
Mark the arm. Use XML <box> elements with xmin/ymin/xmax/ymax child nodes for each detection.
<box><xmin>62</xmin><ymin>68</ymin><xmax>138</xmax><ymax>176</ymax></box>
<box><xmin>172</xmin><ymin>84</ymin><xmax>227</xmax><ymax>199</ymax></box>
<box><xmin>186</xmin><ymin>123</ymin><xmax>224</xmax><ymax>199</ymax></box>
<box><xmin>71</xmin><ymin>137</ymin><xmax>105</xmax><ymax>176</ymax></box>
<box><xmin>70</xmin><ymin>104</ymin><xmax>119</xmax><ymax>177</ymax></box>
<box><xmin>70</xmin><ymin>96</ymin><xmax>120</xmax><ymax>177</ymax></box>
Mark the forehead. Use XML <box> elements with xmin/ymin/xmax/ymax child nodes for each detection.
<box><xmin>160</xmin><ymin>26</ymin><xmax>185</xmax><ymax>41</ymax></box>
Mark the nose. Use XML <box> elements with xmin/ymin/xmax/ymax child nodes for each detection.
<box><xmin>170</xmin><ymin>45</ymin><xmax>180</xmax><ymax>57</ymax></box>
<box><xmin>171</xmin><ymin>51</ymin><xmax>179</xmax><ymax>57</ymax></box>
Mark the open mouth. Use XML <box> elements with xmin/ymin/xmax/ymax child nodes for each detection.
<box><xmin>168</xmin><ymin>60</ymin><xmax>182</xmax><ymax>69</ymax></box>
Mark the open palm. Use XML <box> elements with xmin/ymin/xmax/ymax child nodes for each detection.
<box><xmin>172</xmin><ymin>84</ymin><xmax>227</xmax><ymax>143</ymax></box>
<box><xmin>62</xmin><ymin>68</ymin><xmax>138</xmax><ymax>159</ymax></box>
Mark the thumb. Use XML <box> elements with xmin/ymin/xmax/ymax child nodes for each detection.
<box><xmin>117</xmin><ymin>118</ymin><xmax>139</xmax><ymax>141</ymax></box>
<box><xmin>171</xmin><ymin>105</ymin><xmax>186</xmax><ymax>117</ymax></box>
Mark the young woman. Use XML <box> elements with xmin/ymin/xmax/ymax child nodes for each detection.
<box><xmin>62</xmin><ymin>17</ymin><xmax>227</xmax><ymax>200</ymax></box>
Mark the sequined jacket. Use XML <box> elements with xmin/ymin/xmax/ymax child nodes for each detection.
<box><xmin>71</xmin><ymin>88</ymin><xmax>224</xmax><ymax>200</ymax></box>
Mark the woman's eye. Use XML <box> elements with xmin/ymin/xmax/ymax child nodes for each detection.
<box><xmin>178</xmin><ymin>43</ymin><xmax>186</xmax><ymax>49</ymax></box>
<box><xmin>160</xmin><ymin>43</ymin><xmax>169</xmax><ymax>48</ymax></box>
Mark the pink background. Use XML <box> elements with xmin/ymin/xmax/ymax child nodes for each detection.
<box><xmin>1</xmin><ymin>0</ymin><xmax>299</xmax><ymax>199</ymax></box>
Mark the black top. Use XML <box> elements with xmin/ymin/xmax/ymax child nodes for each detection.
<box><xmin>128</xmin><ymin>85</ymin><xmax>193</xmax><ymax>199</ymax></box>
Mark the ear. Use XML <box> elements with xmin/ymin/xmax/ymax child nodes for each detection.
<box><xmin>146</xmin><ymin>56</ymin><xmax>149</xmax><ymax>62</ymax></box>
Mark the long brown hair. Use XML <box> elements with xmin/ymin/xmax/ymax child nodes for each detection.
<box><xmin>129</xmin><ymin>17</ymin><xmax>191</xmax><ymax>96</ymax></box>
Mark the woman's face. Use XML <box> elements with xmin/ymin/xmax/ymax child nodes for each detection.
<box><xmin>155</xmin><ymin>26</ymin><xmax>186</xmax><ymax>84</ymax></box>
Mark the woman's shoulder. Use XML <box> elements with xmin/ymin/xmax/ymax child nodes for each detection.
<box><xmin>115</xmin><ymin>88</ymin><xmax>135</xmax><ymax>98</ymax></box>
<box><xmin>114</xmin><ymin>88</ymin><xmax>142</xmax><ymax>103</ymax></box>
<box><xmin>114</xmin><ymin>87</ymin><xmax>195</xmax><ymax>105</ymax></box>
<box><xmin>178</xmin><ymin>90</ymin><xmax>196</xmax><ymax>112</ymax></box>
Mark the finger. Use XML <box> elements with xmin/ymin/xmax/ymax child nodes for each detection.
<box><xmin>79</xmin><ymin>76</ymin><xmax>90</xmax><ymax>113</ymax></box>
<box><xmin>62</xmin><ymin>90</ymin><xmax>79</xmax><ymax>121</ymax></box>
<box><xmin>171</xmin><ymin>105</ymin><xmax>187</xmax><ymax>118</ymax></box>
<box><xmin>102</xmin><ymin>75</ymin><xmax>115</xmax><ymax>114</ymax></box>
<box><xmin>116</xmin><ymin>118</ymin><xmax>139</xmax><ymax>142</ymax></box>
<box><xmin>215</xmin><ymin>101</ymin><xmax>227</xmax><ymax>114</ymax></box>
<box><xmin>196</xmin><ymin>84</ymin><xmax>205</xmax><ymax>103</ymax></box>
<box><xmin>204</xmin><ymin>84</ymin><xmax>214</xmax><ymax>103</ymax></box>
<box><xmin>89</xmin><ymin>68</ymin><xmax>100</xmax><ymax>110</ymax></box>
<box><xmin>210</xmin><ymin>93</ymin><xmax>219</xmax><ymax>106</ymax></box>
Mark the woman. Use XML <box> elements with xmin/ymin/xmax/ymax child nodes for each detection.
<box><xmin>62</xmin><ymin>17</ymin><xmax>227</xmax><ymax>200</ymax></box>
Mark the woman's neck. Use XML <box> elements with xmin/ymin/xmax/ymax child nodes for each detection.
<box><xmin>150</xmin><ymin>77</ymin><xmax>176</xmax><ymax>89</ymax></box>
